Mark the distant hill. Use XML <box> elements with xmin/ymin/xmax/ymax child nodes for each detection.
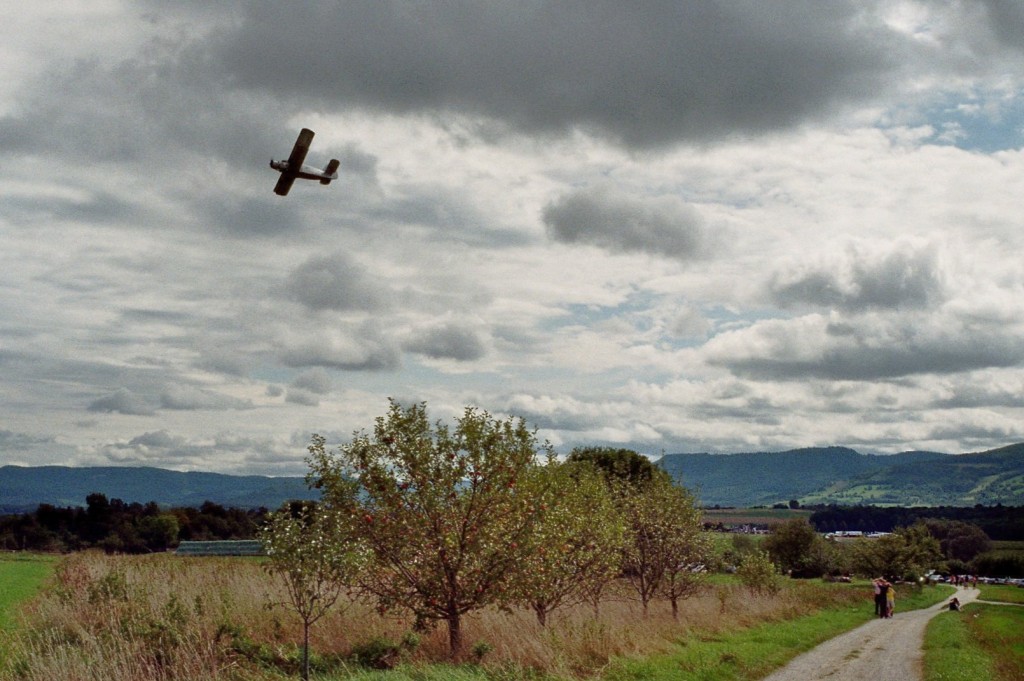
<box><xmin>4</xmin><ymin>442</ymin><xmax>1023</xmax><ymax>512</ymax></box>
<box><xmin>659</xmin><ymin>443</ymin><xmax>1024</xmax><ymax>507</ymax></box>
<box><xmin>0</xmin><ymin>465</ymin><xmax>318</xmax><ymax>512</ymax></box>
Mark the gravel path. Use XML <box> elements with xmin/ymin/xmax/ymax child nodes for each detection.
<box><xmin>759</xmin><ymin>587</ymin><xmax>979</xmax><ymax>681</ymax></box>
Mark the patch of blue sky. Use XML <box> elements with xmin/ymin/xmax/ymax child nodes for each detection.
<box><xmin>922</xmin><ymin>91</ymin><xmax>1024</xmax><ymax>152</ymax></box>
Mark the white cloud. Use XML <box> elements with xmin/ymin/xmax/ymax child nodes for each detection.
<box><xmin>2</xmin><ymin>2</ymin><xmax>1024</xmax><ymax>473</ymax></box>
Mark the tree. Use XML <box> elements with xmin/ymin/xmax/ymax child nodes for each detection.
<box><xmin>850</xmin><ymin>522</ymin><xmax>943</xmax><ymax>581</ymax></box>
<box><xmin>737</xmin><ymin>550</ymin><xmax>781</xmax><ymax>595</ymax></box>
<box><xmin>513</xmin><ymin>461</ymin><xmax>626</xmax><ymax>625</ymax></box>
<box><xmin>764</xmin><ymin>518</ymin><xmax>835</xmax><ymax>578</ymax></box>
<box><xmin>138</xmin><ymin>513</ymin><xmax>179</xmax><ymax>552</ymax></box>
<box><xmin>567</xmin><ymin>446</ymin><xmax>670</xmax><ymax>487</ymax></box>
<box><xmin>619</xmin><ymin>476</ymin><xmax>707</xmax><ymax>618</ymax></box>
<box><xmin>307</xmin><ymin>401</ymin><xmax>552</xmax><ymax>658</ymax></box>
<box><xmin>924</xmin><ymin>519</ymin><xmax>991</xmax><ymax>563</ymax></box>
<box><xmin>260</xmin><ymin>502</ymin><xmax>366</xmax><ymax>681</ymax></box>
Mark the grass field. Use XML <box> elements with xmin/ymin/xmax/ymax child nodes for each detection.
<box><xmin>0</xmin><ymin>552</ymin><xmax>960</xmax><ymax>681</ymax></box>
<box><xmin>978</xmin><ymin>583</ymin><xmax>1024</xmax><ymax>605</ymax></box>
<box><xmin>600</xmin><ymin>582</ymin><xmax>951</xmax><ymax>681</ymax></box>
<box><xmin>924</xmin><ymin>603</ymin><xmax>1024</xmax><ymax>681</ymax></box>
<box><xmin>702</xmin><ymin>508</ymin><xmax>812</xmax><ymax>527</ymax></box>
<box><xmin>1</xmin><ymin>552</ymin><xmax>939</xmax><ymax>681</ymax></box>
<box><xmin>0</xmin><ymin>553</ymin><xmax>55</xmax><ymax>631</ymax></box>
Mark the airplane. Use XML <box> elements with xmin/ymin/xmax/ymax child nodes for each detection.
<box><xmin>269</xmin><ymin>128</ymin><xmax>340</xmax><ymax>196</ymax></box>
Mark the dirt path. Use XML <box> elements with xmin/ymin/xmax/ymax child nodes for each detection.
<box><xmin>759</xmin><ymin>587</ymin><xmax>979</xmax><ymax>681</ymax></box>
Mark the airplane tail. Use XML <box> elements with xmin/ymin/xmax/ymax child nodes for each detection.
<box><xmin>321</xmin><ymin>159</ymin><xmax>340</xmax><ymax>184</ymax></box>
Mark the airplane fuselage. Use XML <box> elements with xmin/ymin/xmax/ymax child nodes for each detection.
<box><xmin>269</xmin><ymin>159</ymin><xmax>339</xmax><ymax>182</ymax></box>
<box><xmin>270</xmin><ymin>128</ymin><xmax>340</xmax><ymax>196</ymax></box>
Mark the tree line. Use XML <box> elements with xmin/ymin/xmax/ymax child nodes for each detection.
<box><xmin>260</xmin><ymin>401</ymin><xmax>708</xmax><ymax>672</ymax></box>
<box><xmin>809</xmin><ymin>504</ymin><xmax>1024</xmax><ymax>540</ymax></box>
<box><xmin>0</xmin><ymin>494</ymin><xmax>266</xmax><ymax>553</ymax></box>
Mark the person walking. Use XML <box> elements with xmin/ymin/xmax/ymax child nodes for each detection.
<box><xmin>879</xmin><ymin>580</ymin><xmax>891</xmax><ymax>618</ymax></box>
<box><xmin>886</xmin><ymin>583</ymin><xmax>896</xmax><ymax>618</ymax></box>
<box><xmin>873</xmin><ymin>578</ymin><xmax>884</xmax><ymax>617</ymax></box>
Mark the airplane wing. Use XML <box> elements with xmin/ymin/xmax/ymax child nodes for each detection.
<box><xmin>286</xmin><ymin>128</ymin><xmax>314</xmax><ymax>170</ymax></box>
<box><xmin>273</xmin><ymin>173</ymin><xmax>297</xmax><ymax>196</ymax></box>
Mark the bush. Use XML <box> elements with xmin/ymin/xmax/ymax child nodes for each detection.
<box><xmin>973</xmin><ymin>551</ymin><xmax>1024</xmax><ymax>578</ymax></box>
<box><xmin>737</xmin><ymin>550</ymin><xmax>781</xmax><ymax>594</ymax></box>
<box><xmin>349</xmin><ymin>633</ymin><xmax>420</xmax><ymax>669</ymax></box>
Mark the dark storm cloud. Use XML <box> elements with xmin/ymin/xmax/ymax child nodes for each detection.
<box><xmin>212</xmin><ymin>1</ymin><xmax>902</xmax><ymax>148</ymax></box>
<box><xmin>284</xmin><ymin>253</ymin><xmax>391</xmax><ymax>312</ymax></box>
<box><xmin>980</xmin><ymin>0</ymin><xmax>1024</xmax><ymax>51</ymax></box>
<box><xmin>543</xmin><ymin>188</ymin><xmax>708</xmax><ymax>259</ymax></box>
<box><xmin>770</xmin><ymin>247</ymin><xmax>946</xmax><ymax>312</ymax></box>
<box><xmin>403</xmin><ymin>322</ymin><xmax>486</xmax><ymax>361</ymax></box>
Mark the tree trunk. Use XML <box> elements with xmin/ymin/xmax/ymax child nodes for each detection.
<box><xmin>447</xmin><ymin>612</ymin><xmax>463</xmax><ymax>658</ymax></box>
<box><xmin>670</xmin><ymin>595</ymin><xmax>679</xmax><ymax>620</ymax></box>
<box><xmin>302</xmin><ymin>620</ymin><xmax>310</xmax><ymax>681</ymax></box>
<box><xmin>534</xmin><ymin>603</ymin><xmax>548</xmax><ymax>628</ymax></box>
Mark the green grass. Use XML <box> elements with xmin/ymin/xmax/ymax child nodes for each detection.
<box><xmin>0</xmin><ymin>553</ymin><xmax>56</xmax><ymax>631</ymax></box>
<box><xmin>989</xmin><ymin>541</ymin><xmax>1024</xmax><ymax>552</ymax></box>
<box><xmin>319</xmin><ymin>583</ymin><xmax>954</xmax><ymax>681</ymax></box>
<box><xmin>598</xmin><ymin>583</ymin><xmax>952</xmax><ymax>681</ymax></box>
<box><xmin>924</xmin><ymin>604</ymin><xmax>1024</xmax><ymax>681</ymax></box>
<box><xmin>978</xmin><ymin>584</ymin><xmax>1024</xmax><ymax>605</ymax></box>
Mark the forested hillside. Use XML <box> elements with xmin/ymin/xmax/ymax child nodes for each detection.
<box><xmin>0</xmin><ymin>465</ymin><xmax>318</xmax><ymax>512</ymax></box>
<box><xmin>660</xmin><ymin>443</ymin><xmax>1024</xmax><ymax>507</ymax></box>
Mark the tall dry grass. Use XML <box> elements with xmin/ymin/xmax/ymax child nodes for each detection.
<box><xmin>1</xmin><ymin>552</ymin><xmax>864</xmax><ymax>680</ymax></box>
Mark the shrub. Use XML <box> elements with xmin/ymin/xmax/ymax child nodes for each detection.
<box><xmin>737</xmin><ymin>550</ymin><xmax>781</xmax><ymax>595</ymax></box>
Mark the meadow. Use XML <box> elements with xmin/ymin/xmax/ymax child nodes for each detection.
<box><xmin>0</xmin><ymin>551</ymin><xmax>941</xmax><ymax>681</ymax></box>
<box><xmin>923</xmin><ymin>595</ymin><xmax>1024</xmax><ymax>681</ymax></box>
<box><xmin>0</xmin><ymin>554</ymin><xmax>55</xmax><ymax>631</ymax></box>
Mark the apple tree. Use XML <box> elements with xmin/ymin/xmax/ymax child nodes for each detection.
<box><xmin>619</xmin><ymin>476</ymin><xmax>707</xmax><ymax>617</ymax></box>
<box><xmin>306</xmin><ymin>400</ymin><xmax>552</xmax><ymax>657</ymax></box>
<box><xmin>260</xmin><ymin>501</ymin><xmax>367</xmax><ymax>681</ymax></box>
<box><xmin>513</xmin><ymin>460</ymin><xmax>626</xmax><ymax>626</ymax></box>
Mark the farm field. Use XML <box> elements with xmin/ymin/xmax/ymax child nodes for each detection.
<box><xmin>702</xmin><ymin>507</ymin><xmax>812</xmax><ymax>527</ymax></box>
<box><xmin>0</xmin><ymin>553</ymin><xmax>55</xmax><ymax>631</ymax></box>
<box><xmin>0</xmin><ymin>552</ymin><xmax>956</xmax><ymax>681</ymax></box>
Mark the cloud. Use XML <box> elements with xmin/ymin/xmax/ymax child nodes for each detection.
<box><xmin>290</xmin><ymin>368</ymin><xmax>333</xmax><ymax>395</ymax></box>
<box><xmin>769</xmin><ymin>242</ymin><xmax>946</xmax><ymax>312</ymax></box>
<box><xmin>159</xmin><ymin>384</ymin><xmax>253</xmax><ymax>411</ymax></box>
<box><xmin>285</xmin><ymin>389</ymin><xmax>320</xmax><ymax>407</ymax></box>
<box><xmin>284</xmin><ymin>253</ymin><xmax>391</xmax><ymax>312</ymax></box>
<box><xmin>278</xmin><ymin>322</ymin><xmax>402</xmax><ymax>371</ymax></box>
<box><xmin>543</xmin><ymin>188</ymin><xmax>709</xmax><ymax>259</ymax></box>
<box><xmin>403</xmin><ymin>322</ymin><xmax>486</xmax><ymax>361</ymax></box>
<box><xmin>96</xmin><ymin>429</ymin><xmax>307</xmax><ymax>474</ymax></box>
<box><xmin>703</xmin><ymin>313</ymin><xmax>1024</xmax><ymax>381</ymax></box>
<box><xmin>87</xmin><ymin>389</ymin><xmax>156</xmax><ymax>416</ymax></box>
<box><xmin>210</xmin><ymin>2</ymin><xmax>905</xmax><ymax>148</ymax></box>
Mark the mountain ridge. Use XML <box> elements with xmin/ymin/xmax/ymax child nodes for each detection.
<box><xmin>2</xmin><ymin>442</ymin><xmax>1023</xmax><ymax>511</ymax></box>
<box><xmin>658</xmin><ymin>442</ymin><xmax>1024</xmax><ymax>507</ymax></box>
<box><xmin>0</xmin><ymin>465</ymin><xmax>319</xmax><ymax>512</ymax></box>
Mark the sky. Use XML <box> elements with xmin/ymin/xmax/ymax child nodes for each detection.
<box><xmin>2</xmin><ymin>1</ymin><xmax>1024</xmax><ymax>476</ymax></box>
